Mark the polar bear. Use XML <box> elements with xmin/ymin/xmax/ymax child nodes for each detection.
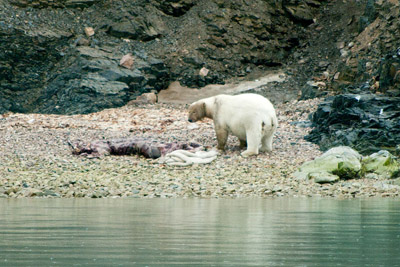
<box><xmin>188</xmin><ymin>93</ymin><xmax>278</xmax><ymax>157</ymax></box>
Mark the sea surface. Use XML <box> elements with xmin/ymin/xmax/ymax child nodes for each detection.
<box><xmin>1</xmin><ymin>198</ymin><xmax>399</xmax><ymax>266</ymax></box>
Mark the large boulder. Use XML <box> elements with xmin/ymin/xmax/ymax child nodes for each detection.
<box><xmin>362</xmin><ymin>150</ymin><xmax>400</xmax><ymax>179</ymax></box>
<box><xmin>293</xmin><ymin>146</ymin><xmax>362</xmax><ymax>183</ymax></box>
<box><xmin>294</xmin><ymin>146</ymin><xmax>400</xmax><ymax>183</ymax></box>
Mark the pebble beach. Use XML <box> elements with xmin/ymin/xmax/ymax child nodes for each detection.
<box><xmin>1</xmin><ymin>98</ymin><xmax>399</xmax><ymax>199</ymax></box>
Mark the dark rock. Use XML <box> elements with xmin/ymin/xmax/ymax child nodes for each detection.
<box><xmin>80</xmin><ymin>73</ymin><xmax>129</xmax><ymax>95</ymax></box>
<box><xmin>153</xmin><ymin>0</ymin><xmax>195</xmax><ymax>17</ymax></box>
<box><xmin>305</xmin><ymin>94</ymin><xmax>400</xmax><ymax>155</ymax></box>
<box><xmin>0</xmin><ymin>25</ymin><xmax>71</xmax><ymax>113</ymax></box>
<box><xmin>183</xmin><ymin>56</ymin><xmax>204</xmax><ymax>67</ymax></box>
<box><xmin>9</xmin><ymin>0</ymin><xmax>99</xmax><ymax>8</ymax></box>
<box><xmin>284</xmin><ymin>3</ymin><xmax>314</xmax><ymax>25</ymax></box>
<box><xmin>376</xmin><ymin>55</ymin><xmax>400</xmax><ymax>93</ymax></box>
<box><xmin>75</xmin><ymin>37</ymin><xmax>90</xmax><ymax>46</ymax></box>
<box><xmin>76</xmin><ymin>46</ymin><xmax>118</xmax><ymax>60</ymax></box>
<box><xmin>23</xmin><ymin>43</ymin><xmax>168</xmax><ymax>114</ymax></box>
<box><xmin>358</xmin><ymin>0</ymin><xmax>378</xmax><ymax>32</ymax></box>
<box><xmin>98</xmin><ymin>67</ymin><xmax>145</xmax><ymax>85</ymax></box>
<box><xmin>299</xmin><ymin>82</ymin><xmax>327</xmax><ymax>100</ymax></box>
<box><xmin>65</xmin><ymin>0</ymin><xmax>99</xmax><ymax>8</ymax></box>
<box><xmin>107</xmin><ymin>17</ymin><xmax>161</xmax><ymax>41</ymax></box>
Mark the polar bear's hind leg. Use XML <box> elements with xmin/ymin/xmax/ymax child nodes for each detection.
<box><xmin>259</xmin><ymin>118</ymin><xmax>276</xmax><ymax>153</ymax></box>
<box><xmin>241</xmin><ymin>126</ymin><xmax>261</xmax><ymax>157</ymax></box>
<box><xmin>260</xmin><ymin>134</ymin><xmax>273</xmax><ymax>152</ymax></box>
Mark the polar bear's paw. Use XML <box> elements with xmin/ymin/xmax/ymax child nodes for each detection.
<box><xmin>259</xmin><ymin>147</ymin><xmax>272</xmax><ymax>153</ymax></box>
<box><xmin>240</xmin><ymin>150</ymin><xmax>257</xmax><ymax>157</ymax></box>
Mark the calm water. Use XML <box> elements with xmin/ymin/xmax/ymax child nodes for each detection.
<box><xmin>0</xmin><ymin>198</ymin><xmax>399</xmax><ymax>266</ymax></box>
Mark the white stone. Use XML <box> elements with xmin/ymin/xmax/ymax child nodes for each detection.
<box><xmin>119</xmin><ymin>54</ymin><xmax>134</xmax><ymax>69</ymax></box>
<box><xmin>84</xmin><ymin>27</ymin><xmax>95</xmax><ymax>37</ymax></box>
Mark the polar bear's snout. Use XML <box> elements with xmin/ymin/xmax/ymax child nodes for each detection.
<box><xmin>188</xmin><ymin>101</ymin><xmax>206</xmax><ymax>123</ymax></box>
<box><xmin>188</xmin><ymin>114</ymin><xmax>196</xmax><ymax>123</ymax></box>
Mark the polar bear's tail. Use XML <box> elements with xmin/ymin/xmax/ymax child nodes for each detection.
<box><xmin>261</xmin><ymin>116</ymin><xmax>277</xmax><ymax>133</ymax></box>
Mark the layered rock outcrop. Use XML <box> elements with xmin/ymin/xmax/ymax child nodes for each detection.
<box><xmin>0</xmin><ymin>0</ymin><xmax>324</xmax><ymax>114</ymax></box>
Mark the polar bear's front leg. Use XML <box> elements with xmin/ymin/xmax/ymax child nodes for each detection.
<box><xmin>215</xmin><ymin>126</ymin><xmax>228</xmax><ymax>151</ymax></box>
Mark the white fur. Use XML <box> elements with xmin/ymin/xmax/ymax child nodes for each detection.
<box><xmin>188</xmin><ymin>93</ymin><xmax>278</xmax><ymax>157</ymax></box>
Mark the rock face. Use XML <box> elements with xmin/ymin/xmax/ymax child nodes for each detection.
<box><xmin>332</xmin><ymin>0</ymin><xmax>400</xmax><ymax>95</ymax></box>
<box><xmin>34</xmin><ymin>47</ymin><xmax>169</xmax><ymax>114</ymax></box>
<box><xmin>305</xmin><ymin>94</ymin><xmax>400</xmax><ymax>155</ymax></box>
<box><xmin>0</xmin><ymin>0</ymin><xmax>324</xmax><ymax>114</ymax></box>
<box><xmin>0</xmin><ymin>26</ymin><xmax>71</xmax><ymax>113</ymax></box>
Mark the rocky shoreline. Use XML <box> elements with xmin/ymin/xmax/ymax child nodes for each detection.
<box><xmin>1</xmin><ymin>98</ymin><xmax>399</xmax><ymax>199</ymax></box>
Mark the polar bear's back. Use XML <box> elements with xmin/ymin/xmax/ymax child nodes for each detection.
<box><xmin>216</xmin><ymin>93</ymin><xmax>275</xmax><ymax>113</ymax></box>
<box><xmin>213</xmin><ymin>93</ymin><xmax>277</xmax><ymax>136</ymax></box>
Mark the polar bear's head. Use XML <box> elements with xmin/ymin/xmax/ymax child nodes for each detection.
<box><xmin>188</xmin><ymin>101</ymin><xmax>206</xmax><ymax>122</ymax></box>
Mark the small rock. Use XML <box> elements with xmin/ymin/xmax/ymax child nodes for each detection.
<box><xmin>318</xmin><ymin>61</ymin><xmax>330</xmax><ymax>69</ymax></box>
<box><xmin>334</xmin><ymin>72</ymin><xmax>340</xmax><ymax>80</ymax></box>
<box><xmin>119</xmin><ymin>53</ymin><xmax>134</xmax><ymax>69</ymax></box>
<box><xmin>66</xmin><ymin>190</ymin><xmax>75</xmax><ymax>197</ymax></box>
<box><xmin>76</xmin><ymin>37</ymin><xmax>90</xmax><ymax>46</ymax></box>
<box><xmin>310</xmin><ymin>172</ymin><xmax>340</xmax><ymax>184</ymax></box>
<box><xmin>393</xmin><ymin>70</ymin><xmax>400</xmax><ymax>83</ymax></box>
<box><xmin>392</xmin><ymin>178</ymin><xmax>400</xmax><ymax>187</ymax></box>
<box><xmin>127</xmin><ymin>93</ymin><xmax>157</xmax><ymax>105</ymax></box>
<box><xmin>337</xmin><ymin>42</ymin><xmax>345</xmax><ymax>49</ymax></box>
<box><xmin>340</xmin><ymin>49</ymin><xmax>349</xmax><ymax>57</ymax></box>
<box><xmin>371</xmin><ymin>81</ymin><xmax>380</xmax><ymax>90</ymax></box>
<box><xmin>42</xmin><ymin>189</ymin><xmax>60</xmax><ymax>197</ymax></box>
<box><xmin>23</xmin><ymin>188</ymin><xmax>43</xmax><ymax>197</ymax></box>
<box><xmin>187</xmin><ymin>123</ymin><xmax>199</xmax><ymax>130</ymax></box>
<box><xmin>199</xmin><ymin>67</ymin><xmax>209</xmax><ymax>77</ymax></box>
<box><xmin>84</xmin><ymin>27</ymin><xmax>95</xmax><ymax>37</ymax></box>
<box><xmin>365</xmin><ymin>173</ymin><xmax>379</xmax><ymax>179</ymax></box>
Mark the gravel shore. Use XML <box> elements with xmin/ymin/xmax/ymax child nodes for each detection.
<box><xmin>1</xmin><ymin>98</ymin><xmax>399</xmax><ymax>199</ymax></box>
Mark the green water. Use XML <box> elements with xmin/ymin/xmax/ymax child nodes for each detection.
<box><xmin>1</xmin><ymin>198</ymin><xmax>399</xmax><ymax>266</ymax></box>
